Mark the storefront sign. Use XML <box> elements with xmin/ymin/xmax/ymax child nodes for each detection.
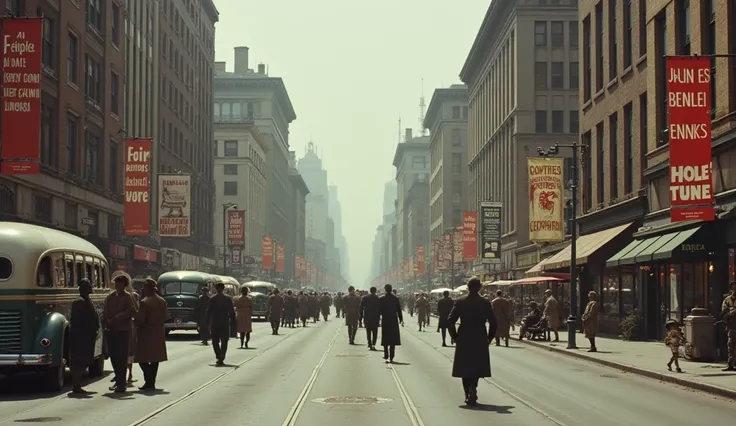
<box><xmin>0</xmin><ymin>18</ymin><xmax>42</xmax><ymax>174</ymax></box>
<box><xmin>528</xmin><ymin>157</ymin><xmax>565</xmax><ymax>242</ymax></box>
<box><xmin>462</xmin><ymin>211</ymin><xmax>478</xmax><ymax>261</ymax></box>
<box><xmin>108</xmin><ymin>243</ymin><xmax>129</xmax><ymax>260</ymax></box>
<box><xmin>227</xmin><ymin>210</ymin><xmax>246</xmax><ymax>247</ymax></box>
<box><xmin>124</xmin><ymin>139</ymin><xmax>152</xmax><ymax>236</ymax></box>
<box><xmin>680</xmin><ymin>243</ymin><xmax>706</xmax><ymax>252</ymax></box>
<box><xmin>261</xmin><ymin>236</ymin><xmax>273</xmax><ymax>270</ymax></box>
<box><xmin>479</xmin><ymin>201</ymin><xmax>502</xmax><ymax>264</ymax></box>
<box><xmin>158</xmin><ymin>174</ymin><xmax>191</xmax><ymax>237</ymax></box>
<box><xmin>453</xmin><ymin>226</ymin><xmax>463</xmax><ymax>264</ymax></box>
<box><xmin>276</xmin><ymin>243</ymin><xmax>285</xmax><ymax>273</ymax></box>
<box><xmin>666</xmin><ymin>56</ymin><xmax>715</xmax><ymax>222</ymax></box>
<box><xmin>231</xmin><ymin>248</ymin><xmax>242</xmax><ymax>266</ymax></box>
<box><xmin>133</xmin><ymin>245</ymin><xmax>159</xmax><ymax>263</ymax></box>
<box><xmin>416</xmin><ymin>245</ymin><xmax>425</xmax><ymax>275</ymax></box>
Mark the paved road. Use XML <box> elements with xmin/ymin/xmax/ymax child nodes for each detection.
<box><xmin>1</xmin><ymin>312</ymin><xmax>734</xmax><ymax>426</ymax></box>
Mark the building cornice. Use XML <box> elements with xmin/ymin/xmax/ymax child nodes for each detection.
<box><xmin>459</xmin><ymin>0</ymin><xmax>515</xmax><ymax>86</ymax></box>
<box><xmin>214</xmin><ymin>77</ymin><xmax>297</xmax><ymax>123</ymax></box>
<box><xmin>392</xmin><ymin>140</ymin><xmax>430</xmax><ymax>168</ymax></box>
<box><xmin>423</xmin><ymin>86</ymin><xmax>469</xmax><ymax>130</ymax></box>
<box><xmin>289</xmin><ymin>172</ymin><xmax>310</xmax><ymax>196</ymax></box>
<box><xmin>202</xmin><ymin>0</ymin><xmax>219</xmax><ymax>23</ymax></box>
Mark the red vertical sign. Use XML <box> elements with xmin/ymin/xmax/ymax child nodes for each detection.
<box><xmin>0</xmin><ymin>18</ymin><xmax>43</xmax><ymax>174</ymax></box>
<box><xmin>416</xmin><ymin>245</ymin><xmax>425</xmax><ymax>275</ymax></box>
<box><xmin>227</xmin><ymin>210</ymin><xmax>245</xmax><ymax>246</ymax></box>
<box><xmin>124</xmin><ymin>139</ymin><xmax>152</xmax><ymax>235</ymax></box>
<box><xmin>463</xmin><ymin>211</ymin><xmax>478</xmax><ymax>261</ymax></box>
<box><xmin>261</xmin><ymin>236</ymin><xmax>273</xmax><ymax>270</ymax></box>
<box><xmin>666</xmin><ymin>56</ymin><xmax>715</xmax><ymax>222</ymax></box>
<box><xmin>276</xmin><ymin>243</ymin><xmax>285</xmax><ymax>273</ymax></box>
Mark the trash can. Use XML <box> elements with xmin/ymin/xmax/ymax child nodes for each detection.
<box><xmin>683</xmin><ymin>307</ymin><xmax>716</xmax><ymax>361</ymax></box>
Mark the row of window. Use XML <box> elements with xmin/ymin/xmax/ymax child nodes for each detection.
<box><xmin>535</xmin><ymin>109</ymin><xmax>579</xmax><ymax>134</ymax></box>
<box><xmin>214</xmin><ymin>101</ymin><xmax>261</xmax><ymax>121</ymax></box>
<box><xmin>37</xmin><ymin>252</ymin><xmax>108</xmax><ymax>289</ymax></box>
<box><xmin>534</xmin><ymin>21</ymin><xmax>578</xmax><ymax>48</ymax></box>
<box><xmin>535</xmin><ymin>61</ymin><xmax>578</xmax><ymax>91</ymax></box>
<box><xmin>30</xmin><ymin>190</ymin><xmax>122</xmax><ymax>238</ymax></box>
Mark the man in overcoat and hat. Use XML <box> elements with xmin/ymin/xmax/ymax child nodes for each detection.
<box><xmin>104</xmin><ymin>272</ymin><xmax>137</xmax><ymax>392</ymax></box>
<box><xmin>135</xmin><ymin>278</ymin><xmax>168</xmax><ymax>390</ymax></box>
<box><xmin>359</xmin><ymin>286</ymin><xmax>381</xmax><ymax>350</ymax></box>
<box><xmin>70</xmin><ymin>278</ymin><xmax>100</xmax><ymax>393</ymax></box>
<box><xmin>378</xmin><ymin>284</ymin><xmax>404</xmax><ymax>362</ymax></box>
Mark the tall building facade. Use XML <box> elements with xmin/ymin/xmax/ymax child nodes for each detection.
<box><xmin>288</xmin><ymin>152</ymin><xmax>309</xmax><ymax>279</ymax></box>
<box><xmin>424</xmin><ymin>84</ymin><xmax>470</xmax><ymax>245</ymax></box>
<box><xmin>0</xmin><ymin>1</ymin><xmax>125</xmax><ymax>260</ymax></box>
<box><xmin>369</xmin><ymin>180</ymin><xmax>398</xmax><ymax>285</ymax></box>
<box><xmin>157</xmin><ymin>0</ymin><xmax>218</xmax><ymax>261</ymax></box>
<box><xmin>393</xmin><ymin>129</ymin><xmax>430</xmax><ymax>262</ymax></box>
<box><xmin>460</xmin><ymin>0</ymin><xmax>579</xmax><ymax>279</ymax></box>
<box><xmin>328</xmin><ymin>185</ymin><xmax>349</xmax><ymax>278</ymax></box>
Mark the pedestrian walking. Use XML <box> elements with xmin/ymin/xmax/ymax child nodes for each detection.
<box><xmin>135</xmin><ymin>278</ymin><xmax>168</xmax><ymax>391</ymax></box>
<box><xmin>343</xmin><ymin>286</ymin><xmax>361</xmax><ymax>344</ymax></box>
<box><xmin>69</xmin><ymin>278</ymin><xmax>100</xmax><ymax>394</ymax></box>
<box><xmin>436</xmin><ymin>290</ymin><xmax>454</xmax><ymax>347</ymax></box>
<box><xmin>543</xmin><ymin>289</ymin><xmax>562</xmax><ymax>342</ymax></box>
<box><xmin>195</xmin><ymin>287</ymin><xmax>211</xmax><ymax>345</ymax></box>
<box><xmin>126</xmin><ymin>286</ymin><xmax>140</xmax><ymax>385</ymax></box>
<box><xmin>207</xmin><ymin>282</ymin><xmax>236</xmax><ymax>366</ymax></box>
<box><xmin>298</xmin><ymin>291</ymin><xmax>309</xmax><ymax>327</ymax></box>
<box><xmin>722</xmin><ymin>281</ymin><xmax>736</xmax><ymax>371</ymax></box>
<box><xmin>235</xmin><ymin>286</ymin><xmax>253</xmax><ymax>347</ymax></box>
<box><xmin>378</xmin><ymin>284</ymin><xmax>403</xmax><ymax>362</ymax></box>
<box><xmin>664</xmin><ymin>319</ymin><xmax>685</xmax><ymax>373</ymax></box>
<box><xmin>447</xmin><ymin>276</ymin><xmax>497</xmax><ymax>406</ymax></box>
<box><xmin>360</xmin><ymin>287</ymin><xmax>380</xmax><ymax>350</ymax></box>
<box><xmin>104</xmin><ymin>272</ymin><xmax>137</xmax><ymax>392</ymax></box>
<box><xmin>268</xmin><ymin>288</ymin><xmax>284</xmax><ymax>335</ymax></box>
<box><xmin>491</xmin><ymin>290</ymin><xmax>512</xmax><ymax>347</ymax></box>
<box><xmin>415</xmin><ymin>293</ymin><xmax>430</xmax><ymax>331</ymax></box>
<box><xmin>582</xmin><ymin>291</ymin><xmax>599</xmax><ymax>352</ymax></box>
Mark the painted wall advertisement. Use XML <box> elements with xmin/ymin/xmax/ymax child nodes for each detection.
<box><xmin>0</xmin><ymin>18</ymin><xmax>43</xmax><ymax>174</ymax></box>
<box><xmin>276</xmin><ymin>243</ymin><xmax>285</xmax><ymax>273</ymax></box>
<box><xmin>416</xmin><ymin>245</ymin><xmax>425</xmax><ymax>275</ymax></box>
<box><xmin>462</xmin><ymin>211</ymin><xmax>478</xmax><ymax>261</ymax></box>
<box><xmin>124</xmin><ymin>139</ymin><xmax>152</xmax><ymax>236</ymax></box>
<box><xmin>158</xmin><ymin>174</ymin><xmax>191</xmax><ymax>237</ymax></box>
<box><xmin>227</xmin><ymin>210</ymin><xmax>246</xmax><ymax>247</ymax></box>
<box><xmin>261</xmin><ymin>236</ymin><xmax>273</xmax><ymax>270</ymax></box>
<box><xmin>666</xmin><ymin>56</ymin><xmax>715</xmax><ymax>222</ymax></box>
<box><xmin>479</xmin><ymin>201</ymin><xmax>502</xmax><ymax>264</ymax></box>
<box><xmin>528</xmin><ymin>157</ymin><xmax>565</xmax><ymax>242</ymax></box>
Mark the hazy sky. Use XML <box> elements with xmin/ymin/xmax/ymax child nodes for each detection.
<box><xmin>214</xmin><ymin>0</ymin><xmax>492</xmax><ymax>285</ymax></box>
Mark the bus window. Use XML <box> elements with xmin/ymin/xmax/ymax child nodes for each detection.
<box><xmin>0</xmin><ymin>257</ymin><xmax>12</xmax><ymax>280</ymax></box>
<box><xmin>101</xmin><ymin>264</ymin><xmax>108</xmax><ymax>288</ymax></box>
<box><xmin>36</xmin><ymin>256</ymin><xmax>53</xmax><ymax>288</ymax></box>
<box><xmin>75</xmin><ymin>256</ymin><xmax>85</xmax><ymax>286</ymax></box>
<box><xmin>65</xmin><ymin>254</ymin><xmax>75</xmax><ymax>287</ymax></box>
<box><xmin>92</xmin><ymin>259</ymin><xmax>102</xmax><ymax>288</ymax></box>
<box><xmin>53</xmin><ymin>254</ymin><xmax>66</xmax><ymax>287</ymax></box>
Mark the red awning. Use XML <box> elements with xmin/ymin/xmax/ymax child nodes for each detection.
<box><xmin>510</xmin><ymin>276</ymin><xmax>563</xmax><ymax>286</ymax></box>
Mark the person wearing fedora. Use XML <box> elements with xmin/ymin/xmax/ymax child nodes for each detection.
<box><xmin>664</xmin><ymin>319</ymin><xmax>685</xmax><ymax>373</ymax></box>
<box><xmin>104</xmin><ymin>272</ymin><xmax>137</xmax><ymax>392</ymax></box>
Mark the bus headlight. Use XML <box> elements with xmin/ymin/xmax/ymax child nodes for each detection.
<box><xmin>40</xmin><ymin>338</ymin><xmax>51</xmax><ymax>347</ymax></box>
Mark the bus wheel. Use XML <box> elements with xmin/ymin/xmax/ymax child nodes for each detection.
<box><xmin>88</xmin><ymin>356</ymin><xmax>104</xmax><ymax>377</ymax></box>
<box><xmin>44</xmin><ymin>359</ymin><xmax>66</xmax><ymax>391</ymax></box>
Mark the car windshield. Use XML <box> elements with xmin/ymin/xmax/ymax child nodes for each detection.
<box><xmin>252</xmin><ymin>285</ymin><xmax>272</xmax><ymax>294</ymax></box>
<box><xmin>160</xmin><ymin>281</ymin><xmax>201</xmax><ymax>295</ymax></box>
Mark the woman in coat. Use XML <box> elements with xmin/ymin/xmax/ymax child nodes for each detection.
<box><xmin>235</xmin><ymin>286</ymin><xmax>253</xmax><ymax>348</ymax></box>
<box><xmin>135</xmin><ymin>279</ymin><xmax>168</xmax><ymax>391</ymax></box>
<box><xmin>582</xmin><ymin>290</ymin><xmax>599</xmax><ymax>352</ymax></box>
<box><xmin>447</xmin><ymin>277</ymin><xmax>497</xmax><ymax>406</ymax></box>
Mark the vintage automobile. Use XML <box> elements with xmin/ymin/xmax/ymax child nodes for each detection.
<box><xmin>210</xmin><ymin>275</ymin><xmax>240</xmax><ymax>297</ymax></box>
<box><xmin>158</xmin><ymin>270</ymin><xmax>215</xmax><ymax>334</ymax></box>
<box><xmin>0</xmin><ymin>222</ymin><xmax>109</xmax><ymax>390</ymax></box>
<box><xmin>243</xmin><ymin>281</ymin><xmax>277</xmax><ymax>319</ymax></box>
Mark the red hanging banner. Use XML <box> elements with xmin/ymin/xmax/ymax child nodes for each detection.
<box><xmin>462</xmin><ymin>211</ymin><xmax>478</xmax><ymax>261</ymax></box>
<box><xmin>261</xmin><ymin>236</ymin><xmax>273</xmax><ymax>270</ymax></box>
<box><xmin>227</xmin><ymin>210</ymin><xmax>246</xmax><ymax>247</ymax></box>
<box><xmin>124</xmin><ymin>139</ymin><xmax>152</xmax><ymax>236</ymax></box>
<box><xmin>416</xmin><ymin>245</ymin><xmax>425</xmax><ymax>275</ymax></box>
<box><xmin>276</xmin><ymin>243</ymin><xmax>285</xmax><ymax>273</ymax></box>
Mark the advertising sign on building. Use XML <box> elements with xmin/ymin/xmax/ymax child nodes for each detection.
<box><xmin>528</xmin><ymin>157</ymin><xmax>565</xmax><ymax>242</ymax></box>
<box><xmin>261</xmin><ymin>236</ymin><xmax>273</xmax><ymax>270</ymax></box>
<box><xmin>454</xmin><ymin>225</ymin><xmax>463</xmax><ymax>264</ymax></box>
<box><xmin>0</xmin><ymin>18</ymin><xmax>43</xmax><ymax>174</ymax></box>
<box><xmin>231</xmin><ymin>248</ymin><xmax>242</xmax><ymax>265</ymax></box>
<box><xmin>462</xmin><ymin>211</ymin><xmax>478</xmax><ymax>261</ymax></box>
<box><xmin>227</xmin><ymin>210</ymin><xmax>246</xmax><ymax>247</ymax></box>
<box><xmin>479</xmin><ymin>201</ymin><xmax>502</xmax><ymax>264</ymax></box>
<box><xmin>416</xmin><ymin>245</ymin><xmax>425</xmax><ymax>275</ymax></box>
<box><xmin>123</xmin><ymin>139</ymin><xmax>152</xmax><ymax>236</ymax></box>
<box><xmin>295</xmin><ymin>255</ymin><xmax>304</xmax><ymax>278</ymax></box>
<box><xmin>158</xmin><ymin>174</ymin><xmax>191</xmax><ymax>237</ymax></box>
<box><xmin>276</xmin><ymin>243</ymin><xmax>285</xmax><ymax>273</ymax></box>
<box><xmin>666</xmin><ymin>56</ymin><xmax>715</xmax><ymax>222</ymax></box>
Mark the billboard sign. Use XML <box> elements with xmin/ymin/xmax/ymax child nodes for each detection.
<box><xmin>479</xmin><ymin>202</ymin><xmax>502</xmax><ymax>264</ymax></box>
<box><xmin>158</xmin><ymin>174</ymin><xmax>191</xmax><ymax>237</ymax></box>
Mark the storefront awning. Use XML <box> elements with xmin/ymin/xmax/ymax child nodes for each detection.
<box><xmin>651</xmin><ymin>226</ymin><xmax>706</xmax><ymax>262</ymax></box>
<box><xmin>524</xmin><ymin>256</ymin><xmax>555</xmax><ymax>277</ymax></box>
<box><xmin>634</xmin><ymin>233</ymin><xmax>680</xmax><ymax>263</ymax></box>
<box><xmin>610</xmin><ymin>235</ymin><xmax>662</xmax><ymax>266</ymax></box>
<box><xmin>606</xmin><ymin>239</ymin><xmax>646</xmax><ymax>267</ymax></box>
<box><xmin>511</xmin><ymin>276</ymin><xmax>563</xmax><ymax>286</ymax></box>
<box><xmin>541</xmin><ymin>222</ymin><xmax>634</xmax><ymax>271</ymax></box>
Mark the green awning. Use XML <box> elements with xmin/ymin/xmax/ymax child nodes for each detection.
<box><xmin>634</xmin><ymin>233</ymin><xmax>679</xmax><ymax>263</ymax></box>
<box><xmin>606</xmin><ymin>239</ymin><xmax>644</xmax><ymax>267</ymax></box>
<box><xmin>651</xmin><ymin>226</ymin><xmax>704</xmax><ymax>261</ymax></box>
<box><xmin>618</xmin><ymin>236</ymin><xmax>661</xmax><ymax>265</ymax></box>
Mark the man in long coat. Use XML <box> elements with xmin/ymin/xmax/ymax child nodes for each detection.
<box><xmin>491</xmin><ymin>290</ymin><xmax>512</xmax><ymax>347</ymax></box>
<box><xmin>378</xmin><ymin>284</ymin><xmax>403</xmax><ymax>362</ymax></box>
<box><xmin>320</xmin><ymin>292</ymin><xmax>332</xmax><ymax>321</ymax></box>
<box><xmin>70</xmin><ymin>278</ymin><xmax>100</xmax><ymax>394</ymax></box>
<box><xmin>343</xmin><ymin>286</ymin><xmax>361</xmax><ymax>344</ymax></box>
<box><xmin>194</xmin><ymin>287</ymin><xmax>210</xmax><ymax>345</ymax></box>
<box><xmin>436</xmin><ymin>290</ymin><xmax>454</xmax><ymax>347</ymax></box>
<box><xmin>134</xmin><ymin>279</ymin><xmax>168</xmax><ymax>390</ymax></box>
<box><xmin>298</xmin><ymin>291</ymin><xmax>310</xmax><ymax>327</ymax></box>
<box><xmin>543</xmin><ymin>289</ymin><xmax>562</xmax><ymax>342</ymax></box>
<box><xmin>104</xmin><ymin>272</ymin><xmax>137</xmax><ymax>392</ymax></box>
<box><xmin>447</xmin><ymin>276</ymin><xmax>497</xmax><ymax>406</ymax></box>
<box><xmin>359</xmin><ymin>287</ymin><xmax>381</xmax><ymax>350</ymax></box>
<box><xmin>207</xmin><ymin>282</ymin><xmax>236</xmax><ymax>366</ymax></box>
<box><xmin>415</xmin><ymin>293</ymin><xmax>430</xmax><ymax>331</ymax></box>
<box><xmin>268</xmin><ymin>289</ymin><xmax>285</xmax><ymax>335</ymax></box>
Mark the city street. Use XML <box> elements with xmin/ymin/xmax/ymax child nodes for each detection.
<box><xmin>0</xmin><ymin>315</ymin><xmax>733</xmax><ymax>426</ymax></box>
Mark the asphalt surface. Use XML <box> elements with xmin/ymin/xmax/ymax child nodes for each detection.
<box><xmin>0</xmin><ymin>311</ymin><xmax>734</xmax><ymax>426</ymax></box>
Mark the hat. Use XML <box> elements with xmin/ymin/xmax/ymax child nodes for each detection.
<box><xmin>111</xmin><ymin>270</ymin><xmax>132</xmax><ymax>286</ymax></box>
<box><xmin>665</xmin><ymin>319</ymin><xmax>680</xmax><ymax>327</ymax></box>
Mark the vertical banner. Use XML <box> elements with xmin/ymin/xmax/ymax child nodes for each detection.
<box><xmin>294</xmin><ymin>255</ymin><xmax>303</xmax><ymax>278</ymax></box>
<box><xmin>479</xmin><ymin>201</ymin><xmax>502</xmax><ymax>264</ymax></box>
<box><xmin>416</xmin><ymin>245</ymin><xmax>425</xmax><ymax>275</ymax></box>
<box><xmin>230</xmin><ymin>248</ymin><xmax>242</xmax><ymax>266</ymax></box>
<box><xmin>227</xmin><ymin>210</ymin><xmax>246</xmax><ymax>247</ymax></box>
<box><xmin>462</xmin><ymin>212</ymin><xmax>478</xmax><ymax>261</ymax></box>
<box><xmin>454</xmin><ymin>225</ymin><xmax>463</xmax><ymax>264</ymax></box>
<box><xmin>666</xmin><ymin>56</ymin><xmax>715</xmax><ymax>222</ymax></box>
<box><xmin>276</xmin><ymin>243</ymin><xmax>285</xmax><ymax>273</ymax></box>
<box><xmin>528</xmin><ymin>157</ymin><xmax>565</xmax><ymax>242</ymax></box>
<box><xmin>123</xmin><ymin>139</ymin><xmax>152</xmax><ymax>236</ymax></box>
<box><xmin>261</xmin><ymin>236</ymin><xmax>273</xmax><ymax>270</ymax></box>
<box><xmin>158</xmin><ymin>174</ymin><xmax>191</xmax><ymax>237</ymax></box>
<box><xmin>0</xmin><ymin>18</ymin><xmax>43</xmax><ymax>174</ymax></box>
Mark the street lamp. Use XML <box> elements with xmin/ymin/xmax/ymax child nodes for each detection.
<box><xmin>536</xmin><ymin>141</ymin><xmax>585</xmax><ymax>350</ymax></box>
<box><xmin>222</xmin><ymin>203</ymin><xmax>238</xmax><ymax>275</ymax></box>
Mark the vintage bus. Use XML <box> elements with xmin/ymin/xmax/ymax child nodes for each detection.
<box><xmin>243</xmin><ymin>281</ymin><xmax>277</xmax><ymax>319</ymax></box>
<box><xmin>0</xmin><ymin>222</ymin><xmax>108</xmax><ymax>390</ymax></box>
<box><xmin>211</xmin><ymin>275</ymin><xmax>240</xmax><ymax>297</ymax></box>
<box><xmin>158</xmin><ymin>271</ymin><xmax>216</xmax><ymax>334</ymax></box>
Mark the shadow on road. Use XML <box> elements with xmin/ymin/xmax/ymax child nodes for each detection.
<box><xmin>459</xmin><ymin>403</ymin><xmax>514</xmax><ymax>413</ymax></box>
<box><xmin>0</xmin><ymin>370</ymin><xmax>112</xmax><ymax>401</ymax></box>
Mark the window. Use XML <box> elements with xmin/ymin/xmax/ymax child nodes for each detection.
<box><xmin>224</xmin><ymin>140</ymin><xmax>238</xmax><ymax>157</ymax></box>
<box><xmin>678</xmin><ymin>0</ymin><xmax>690</xmax><ymax>55</ymax></box>
<box><xmin>86</xmin><ymin>0</ymin><xmax>102</xmax><ymax>32</ymax></box>
<box><xmin>551</xmin><ymin>21</ymin><xmax>564</xmax><ymax>47</ymax></box>
<box><xmin>583</xmin><ymin>16</ymin><xmax>592</xmax><ymax>100</ymax></box>
<box><xmin>0</xmin><ymin>257</ymin><xmax>13</xmax><ymax>280</ymax></box>
<box><xmin>411</xmin><ymin>156</ymin><xmax>427</xmax><ymax>169</ymax></box>
<box><xmin>551</xmin><ymin>62</ymin><xmax>564</xmax><ymax>89</ymax></box>
<box><xmin>609</xmin><ymin>0</ymin><xmax>618</xmax><ymax>78</ymax></box>
<box><xmin>535</xmin><ymin>110</ymin><xmax>548</xmax><ymax>133</ymax></box>
<box><xmin>110</xmin><ymin>142</ymin><xmax>119</xmax><ymax>193</ymax></box>
<box><xmin>84</xmin><ymin>129</ymin><xmax>101</xmax><ymax>185</ymax></box>
<box><xmin>570</xmin><ymin>110</ymin><xmax>579</xmax><ymax>133</ymax></box>
<box><xmin>224</xmin><ymin>182</ymin><xmax>238</xmax><ymax>196</ymax></box>
<box><xmin>569</xmin><ymin>21</ymin><xmax>579</xmax><ymax>48</ymax></box>
<box><xmin>569</xmin><ymin>62</ymin><xmax>579</xmax><ymax>89</ymax></box>
<box><xmin>67</xmin><ymin>33</ymin><xmax>78</xmax><ymax>84</ymax></box>
<box><xmin>551</xmin><ymin>111</ymin><xmax>564</xmax><ymax>133</ymax></box>
<box><xmin>535</xmin><ymin>62</ymin><xmax>548</xmax><ymax>90</ymax></box>
<box><xmin>42</xmin><ymin>17</ymin><xmax>56</xmax><ymax>72</ymax></box>
<box><xmin>595</xmin><ymin>2</ymin><xmax>604</xmax><ymax>91</ymax></box>
<box><xmin>451</xmin><ymin>154</ymin><xmax>462</xmax><ymax>174</ymax></box>
<box><xmin>40</xmin><ymin>102</ymin><xmax>56</xmax><ymax>167</ymax></box>
<box><xmin>67</xmin><ymin>118</ymin><xmax>78</xmax><ymax>174</ymax></box>
<box><xmin>582</xmin><ymin>131</ymin><xmax>593</xmax><ymax>211</ymax></box>
<box><xmin>596</xmin><ymin>122</ymin><xmax>605</xmax><ymax>203</ymax></box>
<box><xmin>33</xmin><ymin>194</ymin><xmax>52</xmax><ymax>223</ymax></box>
<box><xmin>534</xmin><ymin>21</ymin><xmax>547</xmax><ymax>46</ymax></box>
<box><xmin>623</xmin><ymin>0</ymin><xmax>633</xmax><ymax>68</ymax></box>
<box><xmin>112</xmin><ymin>2</ymin><xmax>121</xmax><ymax>46</ymax></box>
<box><xmin>224</xmin><ymin>164</ymin><xmax>238</xmax><ymax>175</ymax></box>
<box><xmin>110</xmin><ymin>72</ymin><xmax>119</xmax><ymax>115</ymax></box>
<box><xmin>639</xmin><ymin>0</ymin><xmax>647</xmax><ymax>55</ymax></box>
<box><xmin>84</xmin><ymin>54</ymin><xmax>101</xmax><ymax>104</ymax></box>
<box><xmin>451</xmin><ymin>128</ymin><xmax>462</xmax><ymax>146</ymax></box>
<box><xmin>623</xmin><ymin>103</ymin><xmax>633</xmax><ymax>194</ymax></box>
<box><xmin>64</xmin><ymin>201</ymin><xmax>77</xmax><ymax>229</ymax></box>
<box><xmin>452</xmin><ymin>106</ymin><xmax>461</xmax><ymax>119</ymax></box>
<box><xmin>656</xmin><ymin>12</ymin><xmax>668</xmax><ymax>146</ymax></box>
<box><xmin>609</xmin><ymin>112</ymin><xmax>618</xmax><ymax>198</ymax></box>
<box><xmin>462</xmin><ymin>107</ymin><xmax>468</xmax><ymax>119</ymax></box>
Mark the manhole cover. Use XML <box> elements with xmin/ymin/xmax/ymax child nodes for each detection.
<box><xmin>312</xmin><ymin>396</ymin><xmax>392</xmax><ymax>404</ymax></box>
<box><xmin>334</xmin><ymin>353</ymin><xmax>370</xmax><ymax>357</ymax></box>
<box><xmin>14</xmin><ymin>418</ymin><xmax>63</xmax><ymax>423</ymax></box>
<box><xmin>599</xmin><ymin>374</ymin><xmax>618</xmax><ymax>378</ymax></box>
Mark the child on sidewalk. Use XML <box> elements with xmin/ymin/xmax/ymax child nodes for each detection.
<box><xmin>665</xmin><ymin>319</ymin><xmax>685</xmax><ymax>373</ymax></box>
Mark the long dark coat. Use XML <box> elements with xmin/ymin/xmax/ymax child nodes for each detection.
<box><xmin>447</xmin><ymin>292</ymin><xmax>497</xmax><ymax>378</ymax></box>
<box><xmin>378</xmin><ymin>293</ymin><xmax>403</xmax><ymax>346</ymax></box>
<box><xmin>134</xmin><ymin>294</ymin><xmax>169</xmax><ymax>363</ymax></box>
<box><xmin>437</xmin><ymin>297</ymin><xmax>454</xmax><ymax>328</ymax></box>
<box><xmin>360</xmin><ymin>293</ymin><xmax>380</xmax><ymax>329</ymax></box>
<box><xmin>69</xmin><ymin>296</ymin><xmax>100</xmax><ymax>368</ymax></box>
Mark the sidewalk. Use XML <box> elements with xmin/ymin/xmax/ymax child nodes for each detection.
<box><xmin>512</xmin><ymin>331</ymin><xmax>736</xmax><ymax>399</ymax></box>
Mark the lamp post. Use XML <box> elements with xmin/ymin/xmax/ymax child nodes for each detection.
<box><xmin>536</xmin><ymin>141</ymin><xmax>585</xmax><ymax>350</ymax></box>
<box><xmin>222</xmin><ymin>203</ymin><xmax>238</xmax><ymax>275</ymax></box>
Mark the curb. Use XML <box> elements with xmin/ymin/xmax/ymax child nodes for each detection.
<box><xmin>518</xmin><ymin>337</ymin><xmax>736</xmax><ymax>400</ymax></box>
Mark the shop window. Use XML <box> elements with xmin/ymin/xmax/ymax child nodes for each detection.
<box><xmin>621</xmin><ymin>273</ymin><xmax>635</xmax><ymax>315</ymax></box>
<box><xmin>603</xmin><ymin>272</ymin><xmax>619</xmax><ymax>315</ymax></box>
<box><xmin>668</xmin><ymin>264</ymin><xmax>681</xmax><ymax>321</ymax></box>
